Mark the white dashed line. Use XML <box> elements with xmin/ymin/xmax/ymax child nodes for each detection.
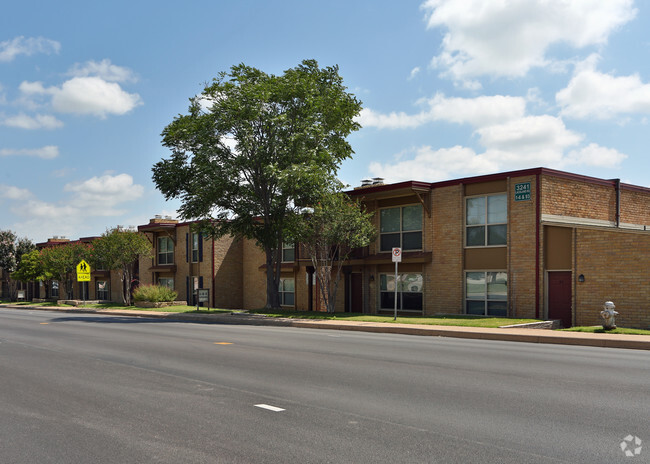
<box><xmin>255</xmin><ymin>404</ymin><xmax>285</xmax><ymax>412</ymax></box>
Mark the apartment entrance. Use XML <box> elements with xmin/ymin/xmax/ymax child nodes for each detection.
<box><xmin>548</xmin><ymin>271</ymin><xmax>572</xmax><ymax>327</ymax></box>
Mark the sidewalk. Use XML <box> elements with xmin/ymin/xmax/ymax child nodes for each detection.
<box><xmin>4</xmin><ymin>304</ymin><xmax>650</xmax><ymax>351</ymax></box>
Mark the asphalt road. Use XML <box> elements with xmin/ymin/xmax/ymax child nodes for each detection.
<box><xmin>0</xmin><ymin>308</ymin><xmax>648</xmax><ymax>464</ymax></box>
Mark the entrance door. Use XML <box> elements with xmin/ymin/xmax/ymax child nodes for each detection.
<box><xmin>348</xmin><ymin>273</ymin><xmax>362</xmax><ymax>313</ymax></box>
<box><xmin>548</xmin><ymin>271</ymin><xmax>572</xmax><ymax>327</ymax></box>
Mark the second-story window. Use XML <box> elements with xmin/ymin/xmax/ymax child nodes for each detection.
<box><xmin>466</xmin><ymin>194</ymin><xmax>507</xmax><ymax>247</ymax></box>
<box><xmin>380</xmin><ymin>204</ymin><xmax>422</xmax><ymax>252</ymax></box>
<box><xmin>191</xmin><ymin>232</ymin><xmax>199</xmax><ymax>262</ymax></box>
<box><xmin>158</xmin><ymin>236</ymin><xmax>174</xmax><ymax>265</ymax></box>
<box><xmin>282</xmin><ymin>242</ymin><xmax>295</xmax><ymax>262</ymax></box>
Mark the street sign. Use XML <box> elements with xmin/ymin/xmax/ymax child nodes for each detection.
<box><xmin>392</xmin><ymin>247</ymin><xmax>402</xmax><ymax>263</ymax></box>
<box><xmin>514</xmin><ymin>182</ymin><xmax>531</xmax><ymax>201</ymax></box>
<box><xmin>76</xmin><ymin>260</ymin><xmax>91</xmax><ymax>282</ymax></box>
<box><xmin>197</xmin><ymin>288</ymin><xmax>209</xmax><ymax>303</ymax></box>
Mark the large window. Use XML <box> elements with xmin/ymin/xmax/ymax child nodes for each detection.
<box><xmin>158</xmin><ymin>236</ymin><xmax>174</xmax><ymax>265</ymax></box>
<box><xmin>282</xmin><ymin>243</ymin><xmax>295</xmax><ymax>262</ymax></box>
<box><xmin>466</xmin><ymin>194</ymin><xmax>507</xmax><ymax>247</ymax></box>
<box><xmin>191</xmin><ymin>233</ymin><xmax>200</xmax><ymax>262</ymax></box>
<box><xmin>279</xmin><ymin>278</ymin><xmax>295</xmax><ymax>306</ymax></box>
<box><xmin>380</xmin><ymin>205</ymin><xmax>422</xmax><ymax>252</ymax></box>
<box><xmin>158</xmin><ymin>278</ymin><xmax>174</xmax><ymax>289</ymax></box>
<box><xmin>380</xmin><ymin>273</ymin><xmax>423</xmax><ymax>312</ymax></box>
<box><xmin>466</xmin><ymin>271</ymin><xmax>507</xmax><ymax>316</ymax></box>
<box><xmin>96</xmin><ymin>281</ymin><xmax>109</xmax><ymax>300</ymax></box>
<box><xmin>51</xmin><ymin>280</ymin><xmax>59</xmax><ymax>298</ymax></box>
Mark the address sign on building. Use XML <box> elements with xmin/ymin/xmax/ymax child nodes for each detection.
<box><xmin>514</xmin><ymin>182</ymin><xmax>531</xmax><ymax>201</ymax></box>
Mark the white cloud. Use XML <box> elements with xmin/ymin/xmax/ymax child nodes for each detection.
<box><xmin>2</xmin><ymin>113</ymin><xmax>63</xmax><ymax>129</ymax></box>
<box><xmin>0</xmin><ymin>36</ymin><xmax>61</xmax><ymax>62</ymax></box>
<box><xmin>20</xmin><ymin>76</ymin><xmax>142</xmax><ymax>118</ymax></box>
<box><xmin>421</xmin><ymin>0</ymin><xmax>636</xmax><ymax>82</ymax></box>
<box><xmin>565</xmin><ymin>143</ymin><xmax>627</xmax><ymax>167</ymax></box>
<box><xmin>64</xmin><ymin>173</ymin><xmax>144</xmax><ymax>210</ymax></box>
<box><xmin>556</xmin><ymin>54</ymin><xmax>650</xmax><ymax>120</ymax></box>
<box><xmin>408</xmin><ymin>67</ymin><xmax>421</xmax><ymax>80</ymax></box>
<box><xmin>0</xmin><ymin>185</ymin><xmax>32</xmax><ymax>200</ymax></box>
<box><xmin>68</xmin><ymin>59</ymin><xmax>138</xmax><ymax>83</ymax></box>
<box><xmin>358</xmin><ymin>94</ymin><xmax>526</xmax><ymax>130</ymax></box>
<box><xmin>0</xmin><ymin>145</ymin><xmax>59</xmax><ymax>159</ymax></box>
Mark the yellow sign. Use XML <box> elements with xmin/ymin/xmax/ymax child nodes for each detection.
<box><xmin>76</xmin><ymin>260</ymin><xmax>91</xmax><ymax>282</ymax></box>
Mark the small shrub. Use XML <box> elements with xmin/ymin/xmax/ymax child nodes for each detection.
<box><xmin>133</xmin><ymin>284</ymin><xmax>177</xmax><ymax>303</ymax></box>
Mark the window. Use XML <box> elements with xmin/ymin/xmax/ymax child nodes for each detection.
<box><xmin>97</xmin><ymin>281</ymin><xmax>109</xmax><ymax>300</ymax></box>
<box><xmin>158</xmin><ymin>278</ymin><xmax>174</xmax><ymax>289</ymax></box>
<box><xmin>279</xmin><ymin>278</ymin><xmax>295</xmax><ymax>306</ymax></box>
<box><xmin>466</xmin><ymin>194</ymin><xmax>507</xmax><ymax>247</ymax></box>
<box><xmin>158</xmin><ymin>236</ymin><xmax>174</xmax><ymax>265</ymax></box>
<box><xmin>379</xmin><ymin>273</ymin><xmax>423</xmax><ymax>312</ymax></box>
<box><xmin>191</xmin><ymin>233</ymin><xmax>200</xmax><ymax>262</ymax></box>
<box><xmin>466</xmin><ymin>271</ymin><xmax>507</xmax><ymax>316</ymax></box>
<box><xmin>380</xmin><ymin>205</ymin><xmax>422</xmax><ymax>252</ymax></box>
<box><xmin>51</xmin><ymin>280</ymin><xmax>59</xmax><ymax>298</ymax></box>
<box><xmin>282</xmin><ymin>242</ymin><xmax>295</xmax><ymax>262</ymax></box>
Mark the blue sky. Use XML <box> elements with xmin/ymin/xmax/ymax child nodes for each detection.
<box><xmin>1</xmin><ymin>0</ymin><xmax>649</xmax><ymax>242</ymax></box>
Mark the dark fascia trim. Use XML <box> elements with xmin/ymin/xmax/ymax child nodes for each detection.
<box><xmin>346</xmin><ymin>180</ymin><xmax>433</xmax><ymax>197</ymax></box>
<box><xmin>137</xmin><ymin>223</ymin><xmax>178</xmax><ymax>232</ymax></box>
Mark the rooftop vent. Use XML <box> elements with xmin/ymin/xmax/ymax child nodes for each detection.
<box><xmin>360</xmin><ymin>179</ymin><xmax>372</xmax><ymax>186</ymax></box>
<box><xmin>155</xmin><ymin>214</ymin><xmax>162</xmax><ymax>219</ymax></box>
<box><xmin>372</xmin><ymin>177</ymin><xmax>385</xmax><ymax>185</ymax></box>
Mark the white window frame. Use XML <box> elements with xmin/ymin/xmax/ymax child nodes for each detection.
<box><xmin>379</xmin><ymin>204</ymin><xmax>423</xmax><ymax>252</ymax></box>
<box><xmin>465</xmin><ymin>193</ymin><xmax>507</xmax><ymax>248</ymax></box>
<box><xmin>157</xmin><ymin>236</ymin><xmax>174</xmax><ymax>265</ymax></box>
<box><xmin>379</xmin><ymin>273</ymin><xmax>423</xmax><ymax>313</ymax></box>
<box><xmin>279</xmin><ymin>278</ymin><xmax>295</xmax><ymax>306</ymax></box>
<box><xmin>96</xmin><ymin>280</ymin><xmax>109</xmax><ymax>300</ymax></box>
<box><xmin>465</xmin><ymin>271</ymin><xmax>508</xmax><ymax>316</ymax></box>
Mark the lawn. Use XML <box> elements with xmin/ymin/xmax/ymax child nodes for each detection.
<box><xmin>248</xmin><ymin>309</ymin><xmax>542</xmax><ymax>328</ymax></box>
<box><xmin>562</xmin><ymin>326</ymin><xmax>650</xmax><ymax>336</ymax></box>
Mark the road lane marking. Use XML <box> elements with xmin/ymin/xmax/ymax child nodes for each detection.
<box><xmin>40</xmin><ymin>323</ymin><xmax>49</xmax><ymax>325</ymax></box>
<box><xmin>255</xmin><ymin>404</ymin><xmax>285</xmax><ymax>412</ymax></box>
<box><xmin>214</xmin><ymin>342</ymin><xmax>233</xmax><ymax>345</ymax></box>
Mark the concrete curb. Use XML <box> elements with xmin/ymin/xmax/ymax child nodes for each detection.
<box><xmin>3</xmin><ymin>304</ymin><xmax>650</xmax><ymax>350</ymax></box>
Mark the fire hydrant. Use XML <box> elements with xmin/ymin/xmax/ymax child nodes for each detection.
<box><xmin>600</xmin><ymin>301</ymin><xmax>618</xmax><ymax>330</ymax></box>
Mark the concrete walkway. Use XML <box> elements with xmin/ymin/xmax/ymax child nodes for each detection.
<box><xmin>3</xmin><ymin>304</ymin><xmax>650</xmax><ymax>351</ymax></box>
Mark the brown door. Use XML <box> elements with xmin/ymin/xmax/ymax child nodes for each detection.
<box><xmin>349</xmin><ymin>273</ymin><xmax>363</xmax><ymax>313</ymax></box>
<box><xmin>548</xmin><ymin>271</ymin><xmax>572</xmax><ymax>327</ymax></box>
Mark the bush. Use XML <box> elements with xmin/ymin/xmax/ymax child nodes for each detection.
<box><xmin>133</xmin><ymin>284</ymin><xmax>177</xmax><ymax>303</ymax></box>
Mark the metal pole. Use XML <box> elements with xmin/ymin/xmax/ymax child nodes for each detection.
<box><xmin>394</xmin><ymin>260</ymin><xmax>398</xmax><ymax>321</ymax></box>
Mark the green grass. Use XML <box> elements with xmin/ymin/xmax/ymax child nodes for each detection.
<box><xmin>562</xmin><ymin>326</ymin><xmax>650</xmax><ymax>336</ymax></box>
<box><xmin>248</xmin><ymin>309</ymin><xmax>541</xmax><ymax>328</ymax></box>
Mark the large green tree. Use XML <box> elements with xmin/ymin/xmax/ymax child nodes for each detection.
<box><xmin>12</xmin><ymin>249</ymin><xmax>49</xmax><ymax>284</ymax></box>
<box><xmin>153</xmin><ymin>59</ymin><xmax>362</xmax><ymax>308</ymax></box>
<box><xmin>90</xmin><ymin>228</ymin><xmax>152</xmax><ymax>306</ymax></box>
<box><xmin>294</xmin><ymin>189</ymin><xmax>376</xmax><ymax>313</ymax></box>
<box><xmin>40</xmin><ymin>242</ymin><xmax>90</xmax><ymax>300</ymax></box>
<box><xmin>0</xmin><ymin>230</ymin><xmax>35</xmax><ymax>301</ymax></box>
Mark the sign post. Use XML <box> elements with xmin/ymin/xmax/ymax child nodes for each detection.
<box><xmin>76</xmin><ymin>260</ymin><xmax>91</xmax><ymax>304</ymax></box>
<box><xmin>197</xmin><ymin>288</ymin><xmax>209</xmax><ymax>311</ymax></box>
<box><xmin>392</xmin><ymin>247</ymin><xmax>402</xmax><ymax>321</ymax></box>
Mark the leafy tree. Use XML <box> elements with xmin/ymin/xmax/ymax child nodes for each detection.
<box><xmin>294</xmin><ymin>189</ymin><xmax>376</xmax><ymax>313</ymax></box>
<box><xmin>0</xmin><ymin>230</ymin><xmax>35</xmax><ymax>300</ymax></box>
<box><xmin>12</xmin><ymin>249</ymin><xmax>49</xmax><ymax>284</ymax></box>
<box><xmin>153</xmin><ymin>59</ymin><xmax>362</xmax><ymax>308</ymax></box>
<box><xmin>90</xmin><ymin>228</ymin><xmax>152</xmax><ymax>305</ymax></box>
<box><xmin>40</xmin><ymin>242</ymin><xmax>91</xmax><ymax>299</ymax></box>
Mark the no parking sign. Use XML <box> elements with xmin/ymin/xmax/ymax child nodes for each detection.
<box><xmin>392</xmin><ymin>247</ymin><xmax>402</xmax><ymax>263</ymax></box>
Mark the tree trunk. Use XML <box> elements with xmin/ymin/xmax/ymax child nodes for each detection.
<box><xmin>264</xmin><ymin>247</ymin><xmax>281</xmax><ymax>309</ymax></box>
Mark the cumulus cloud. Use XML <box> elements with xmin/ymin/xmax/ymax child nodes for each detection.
<box><xmin>358</xmin><ymin>94</ymin><xmax>526</xmax><ymax>130</ymax></box>
<box><xmin>2</xmin><ymin>113</ymin><xmax>63</xmax><ymax>130</ymax></box>
<box><xmin>421</xmin><ymin>0</ymin><xmax>636</xmax><ymax>83</ymax></box>
<box><xmin>68</xmin><ymin>59</ymin><xmax>138</xmax><ymax>83</ymax></box>
<box><xmin>0</xmin><ymin>145</ymin><xmax>59</xmax><ymax>159</ymax></box>
<box><xmin>19</xmin><ymin>76</ymin><xmax>141</xmax><ymax>118</ymax></box>
<box><xmin>408</xmin><ymin>67</ymin><xmax>421</xmax><ymax>80</ymax></box>
<box><xmin>363</xmin><ymin>95</ymin><xmax>625</xmax><ymax>182</ymax></box>
<box><xmin>64</xmin><ymin>173</ymin><xmax>144</xmax><ymax>210</ymax></box>
<box><xmin>0</xmin><ymin>185</ymin><xmax>32</xmax><ymax>200</ymax></box>
<box><xmin>0</xmin><ymin>36</ymin><xmax>61</xmax><ymax>62</ymax></box>
<box><xmin>556</xmin><ymin>54</ymin><xmax>650</xmax><ymax>120</ymax></box>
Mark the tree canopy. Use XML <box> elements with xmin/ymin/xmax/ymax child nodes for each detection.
<box><xmin>153</xmin><ymin>59</ymin><xmax>362</xmax><ymax>308</ymax></box>
<box><xmin>294</xmin><ymin>189</ymin><xmax>375</xmax><ymax>313</ymax></box>
<box><xmin>0</xmin><ymin>230</ymin><xmax>35</xmax><ymax>300</ymax></box>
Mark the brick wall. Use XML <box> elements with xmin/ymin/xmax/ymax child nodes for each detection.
<box><xmin>575</xmin><ymin>228</ymin><xmax>650</xmax><ymax>328</ymax></box>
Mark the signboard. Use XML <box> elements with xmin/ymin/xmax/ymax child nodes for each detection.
<box><xmin>392</xmin><ymin>247</ymin><xmax>402</xmax><ymax>263</ymax></box>
<box><xmin>76</xmin><ymin>260</ymin><xmax>91</xmax><ymax>282</ymax></box>
<box><xmin>197</xmin><ymin>288</ymin><xmax>209</xmax><ymax>303</ymax></box>
<box><xmin>514</xmin><ymin>182</ymin><xmax>531</xmax><ymax>201</ymax></box>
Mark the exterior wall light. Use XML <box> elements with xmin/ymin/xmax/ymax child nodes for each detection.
<box><xmin>578</xmin><ymin>274</ymin><xmax>585</xmax><ymax>282</ymax></box>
